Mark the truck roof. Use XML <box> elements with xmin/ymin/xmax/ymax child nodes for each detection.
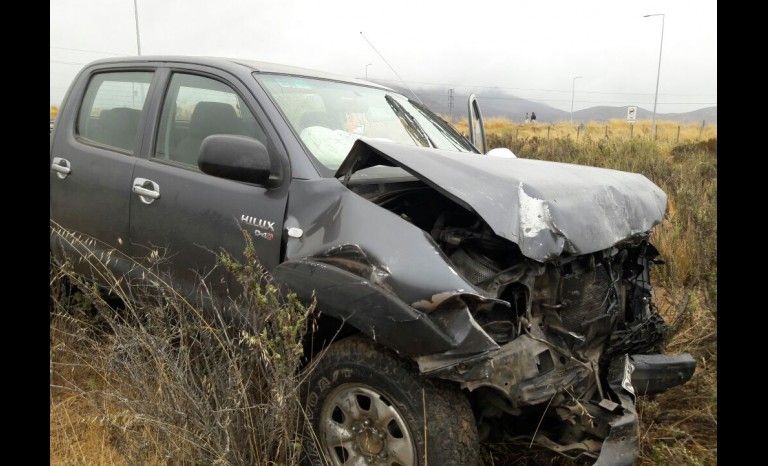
<box><xmin>87</xmin><ymin>56</ymin><xmax>393</xmax><ymax>91</ymax></box>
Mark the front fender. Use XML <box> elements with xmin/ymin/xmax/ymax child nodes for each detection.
<box><xmin>274</xmin><ymin>259</ymin><xmax>498</xmax><ymax>358</ymax></box>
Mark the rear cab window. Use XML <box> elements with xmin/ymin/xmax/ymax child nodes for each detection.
<box><xmin>76</xmin><ymin>71</ymin><xmax>154</xmax><ymax>154</ymax></box>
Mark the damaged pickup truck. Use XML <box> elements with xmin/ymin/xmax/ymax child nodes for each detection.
<box><xmin>50</xmin><ymin>57</ymin><xmax>695</xmax><ymax>465</ymax></box>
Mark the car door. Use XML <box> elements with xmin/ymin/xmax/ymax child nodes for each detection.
<box><xmin>50</xmin><ymin>68</ymin><xmax>157</xmax><ymax>278</ymax></box>
<box><xmin>128</xmin><ymin>67</ymin><xmax>290</xmax><ymax>300</ymax></box>
<box><xmin>467</xmin><ymin>94</ymin><xmax>487</xmax><ymax>154</ymax></box>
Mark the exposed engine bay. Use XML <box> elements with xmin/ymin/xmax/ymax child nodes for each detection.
<box><xmin>346</xmin><ymin>170</ymin><xmax>694</xmax><ymax>464</ymax></box>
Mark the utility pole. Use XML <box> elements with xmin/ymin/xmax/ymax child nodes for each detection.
<box><xmin>448</xmin><ymin>88</ymin><xmax>454</xmax><ymax>122</ymax></box>
<box><xmin>570</xmin><ymin>76</ymin><xmax>582</xmax><ymax>123</ymax></box>
<box><xmin>644</xmin><ymin>13</ymin><xmax>665</xmax><ymax>140</ymax></box>
<box><xmin>133</xmin><ymin>0</ymin><xmax>142</xmax><ymax>55</ymax></box>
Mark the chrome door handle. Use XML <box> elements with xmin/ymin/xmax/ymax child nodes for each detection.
<box><xmin>51</xmin><ymin>157</ymin><xmax>71</xmax><ymax>179</ymax></box>
<box><xmin>132</xmin><ymin>178</ymin><xmax>160</xmax><ymax>204</ymax></box>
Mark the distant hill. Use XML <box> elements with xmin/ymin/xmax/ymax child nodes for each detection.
<box><xmin>572</xmin><ymin>105</ymin><xmax>716</xmax><ymax>124</ymax></box>
<box><xmin>373</xmin><ymin>80</ymin><xmax>717</xmax><ymax>125</ymax></box>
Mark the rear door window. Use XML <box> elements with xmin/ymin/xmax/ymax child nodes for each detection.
<box><xmin>76</xmin><ymin>71</ymin><xmax>153</xmax><ymax>154</ymax></box>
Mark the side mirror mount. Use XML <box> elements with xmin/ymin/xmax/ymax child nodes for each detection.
<box><xmin>198</xmin><ymin>134</ymin><xmax>272</xmax><ymax>186</ymax></box>
<box><xmin>467</xmin><ymin>94</ymin><xmax>487</xmax><ymax>154</ymax></box>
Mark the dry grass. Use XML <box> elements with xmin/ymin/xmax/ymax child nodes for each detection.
<box><xmin>50</xmin><ymin>228</ymin><xmax>317</xmax><ymax>465</ymax></box>
<box><xmin>453</xmin><ymin>118</ymin><xmax>717</xmax><ymax>144</ymax></box>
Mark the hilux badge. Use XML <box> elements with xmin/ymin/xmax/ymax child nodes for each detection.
<box><xmin>241</xmin><ymin>214</ymin><xmax>275</xmax><ymax>232</ymax></box>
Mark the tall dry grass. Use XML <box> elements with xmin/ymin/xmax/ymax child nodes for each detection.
<box><xmin>453</xmin><ymin>118</ymin><xmax>717</xmax><ymax>144</ymax></box>
<box><xmin>50</xmin><ymin>227</ymin><xmax>317</xmax><ymax>465</ymax></box>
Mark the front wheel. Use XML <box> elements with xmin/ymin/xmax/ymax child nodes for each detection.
<box><xmin>303</xmin><ymin>335</ymin><xmax>480</xmax><ymax>465</ymax></box>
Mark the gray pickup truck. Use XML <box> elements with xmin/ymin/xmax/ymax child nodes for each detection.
<box><xmin>50</xmin><ymin>56</ymin><xmax>695</xmax><ymax>466</ymax></box>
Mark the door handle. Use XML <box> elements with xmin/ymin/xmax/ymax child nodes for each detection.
<box><xmin>51</xmin><ymin>157</ymin><xmax>71</xmax><ymax>179</ymax></box>
<box><xmin>133</xmin><ymin>178</ymin><xmax>160</xmax><ymax>204</ymax></box>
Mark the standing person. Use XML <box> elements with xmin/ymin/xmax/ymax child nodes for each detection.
<box><xmin>531</xmin><ymin>111</ymin><xmax>537</xmax><ymax>123</ymax></box>
<box><xmin>524</xmin><ymin>112</ymin><xmax>529</xmax><ymax>123</ymax></box>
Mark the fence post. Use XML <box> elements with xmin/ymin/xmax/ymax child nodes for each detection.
<box><xmin>576</xmin><ymin>125</ymin><xmax>581</xmax><ymax>140</ymax></box>
<box><xmin>604</xmin><ymin>125</ymin><xmax>608</xmax><ymax>139</ymax></box>
<box><xmin>515</xmin><ymin>128</ymin><xmax>519</xmax><ymax>141</ymax></box>
<box><xmin>676</xmin><ymin>125</ymin><xmax>681</xmax><ymax>143</ymax></box>
<box><xmin>699</xmin><ymin>120</ymin><xmax>705</xmax><ymax>140</ymax></box>
<box><xmin>629</xmin><ymin>124</ymin><xmax>634</xmax><ymax>139</ymax></box>
<box><xmin>547</xmin><ymin>126</ymin><xmax>551</xmax><ymax>139</ymax></box>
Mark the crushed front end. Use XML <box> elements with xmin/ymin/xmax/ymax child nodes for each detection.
<box><xmin>418</xmin><ymin>237</ymin><xmax>695</xmax><ymax>464</ymax></box>
<box><xmin>319</xmin><ymin>140</ymin><xmax>697</xmax><ymax>464</ymax></box>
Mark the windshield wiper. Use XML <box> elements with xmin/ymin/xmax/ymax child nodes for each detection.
<box><xmin>409</xmin><ymin>99</ymin><xmax>476</xmax><ymax>152</ymax></box>
<box><xmin>385</xmin><ymin>94</ymin><xmax>435</xmax><ymax>148</ymax></box>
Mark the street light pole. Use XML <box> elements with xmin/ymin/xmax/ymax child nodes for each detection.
<box><xmin>365</xmin><ymin>63</ymin><xmax>373</xmax><ymax>80</ymax></box>
<box><xmin>644</xmin><ymin>13</ymin><xmax>665</xmax><ymax>140</ymax></box>
<box><xmin>133</xmin><ymin>0</ymin><xmax>142</xmax><ymax>55</ymax></box>
<box><xmin>570</xmin><ymin>76</ymin><xmax>582</xmax><ymax>123</ymax></box>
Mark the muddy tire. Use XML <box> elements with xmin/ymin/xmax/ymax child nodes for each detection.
<box><xmin>303</xmin><ymin>335</ymin><xmax>480</xmax><ymax>466</ymax></box>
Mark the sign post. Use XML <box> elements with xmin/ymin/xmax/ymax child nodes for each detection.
<box><xmin>627</xmin><ymin>106</ymin><xmax>637</xmax><ymax>139</ymax></box>
<box><xmin>626</xmin><ymin>106</ymin><xmax>637</xmax><ymax>123</ymax></box>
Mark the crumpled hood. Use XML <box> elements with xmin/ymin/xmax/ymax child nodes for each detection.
<box><xmin>336</xmin><ymin>139</ymin><xmax>667</xmax><ymax>262</ymax></box>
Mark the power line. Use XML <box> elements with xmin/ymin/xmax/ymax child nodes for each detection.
<box><xmin>49</xmin><ymin>56</ymin><xmax>714</xmax><ymax>108</ymax></box>
<box><xmin>374</xmin><ymin>77</ymin><xmax>716</xmax><ymax>98</ymax></box>
<box><xmin>51</xmin><ymin>60</ymin><xmax>89</xmax><ymax>66</ymax></box>
<box><xmin>50</xmin><ymin>46</ymin><xmax>123</xmax><ymax>56</ymax></box>
<box><xmin>373</xmin><ymin>77</ymin><xmax>715</xmax><ymax>107</ymax></box>
<box><xmin>49</xmin><ymin>46</ymin><xmax>713</xmax><ymax>99</ymax></box>
<box><xmin>474</xmin><ymin>94</ymin><xmax>716</xmax><ymax>105</ymax></box>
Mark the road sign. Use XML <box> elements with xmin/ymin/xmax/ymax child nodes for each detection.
<box><xmin>626</xmin><ymin>106</ymin><xmax>637</xmax><ymax>123</ymax></box>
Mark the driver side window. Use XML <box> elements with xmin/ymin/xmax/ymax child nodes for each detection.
<box><xmin>155</xmin><ymin>73</ymin><xmax>268</xmax><ymax>167</ymax></box>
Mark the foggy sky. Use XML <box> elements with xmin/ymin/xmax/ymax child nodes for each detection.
<box><xmin>50</xmin><ymin>0</ymin><xmax>717</xmax><ymax>113</ymax></box>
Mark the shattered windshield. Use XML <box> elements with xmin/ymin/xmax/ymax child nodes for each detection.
<box><xmin>257</xmin><ymin>74</ymin><xmax>476</xmax><ymax>171</ymax></box>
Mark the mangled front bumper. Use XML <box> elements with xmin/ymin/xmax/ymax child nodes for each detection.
<box><xmin>593</xmin><ymin>354</ymin><xmax>694</xmax><ymax>465</ymax></box>
<box><xmin>630</xmin><ymin>353</ymin><xmax>696</xmax><ymax>396</ymax></box>
<box><xmin>425</xmin><ymin>334</ymin><xmax>695</xmax><ymax>465</ymax></box>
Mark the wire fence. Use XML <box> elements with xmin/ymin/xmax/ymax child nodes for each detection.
<box><xmin>453</xmin><ymin>118</ymin><xmax>717</xmax><ymax>144</ymax></box>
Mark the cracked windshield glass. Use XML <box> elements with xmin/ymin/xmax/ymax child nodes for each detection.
<box><xmin>258</xmin><ymin>74</ymin><xmax>475</xmax><ymax>170</ymax></box>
